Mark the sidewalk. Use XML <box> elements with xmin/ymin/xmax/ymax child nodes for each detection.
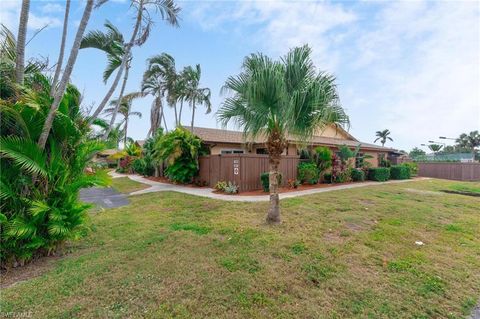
<box><xmin>117</xmin><ymin>172</ymin><xmax>429</xmax><ymax>202</ymax></box>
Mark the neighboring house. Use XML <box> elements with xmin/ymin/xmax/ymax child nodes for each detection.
<box><xmin>186</xmin><ymin>125</ymin><xmax>393</xmax><ymax>167</ymax></box>
<box><xmin>94</xmin><ymin>149</ymin><xmax>119</xmax><ymax>167</ymax></box>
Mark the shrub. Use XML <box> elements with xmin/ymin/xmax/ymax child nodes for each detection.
<box><xmin>132</xmin><ymin>158</ymin><xmax>146</xmax><ymax>175</ymax></box>
<box><xmin>401</xmin><ymin>162</ymin><xmax>418</xmax><ymax>176</ymax></box>
<box><xmin>224</xmin><ymin>182</ymin><xmax>239</xmax><ymax>194</ymax></box>
<box><xmin>390</xmin><ymin>165</ymin><xmax>411</xmax><ymax>180</ymax></box>
<box><xmin>287</xmin><ymin>179</ymin><xmax>301</xmax><ymax>189</ymax></box>
<box><xmin>260</xmin><ymin>172</ymin><xmax>283</xmax><ymax>192</ymax></box>
<box><xmin>368</xmin><ymin>167</ymin><xmax>390</xmax><ymax>182</ymax></box>
<box><xmin>214</xmin><ymin>181</ymin><xmax>227</xmax><ymax>191</ymax></box>
<box><xmin>313</xmin><ymin>146</ymin><xmax>333</xmax><ymax>173</ymax></box>
<box><xmin>323</xmin><ymin>173</ymin><xmax>333</xmax><ymax>183</ymax></box>
<box><xmin>298</xmin><ymin>162</ymin><xmax>319</xmax><ymax>184</ymax></box>
<box><xmin>154</xmin><ymin>127</ymin><xmax>202</xmax><ymax>183</ymax></box>
<box><xmin>350</xmin><ymin>168</ymin><xmax>365</xmax><ymax>182</ymax></box>
<box><xmin>335</xmin><ymin>169</ymin><xmax>352</xmax><ymax>183</ymax></box>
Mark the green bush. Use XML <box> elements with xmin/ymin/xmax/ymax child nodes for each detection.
<box><xmin>154</xmin><ymin>127</ymin><xmax>202</xmax><ymax>183</ymax></box>
<box><xmin>390</xmin><ymin>165</ymin><xmax>411</xmax><ymax>180</ymax></box>
<box><xmin>323</xmin><ymin>173</ymin><xmax>332</xmax><ymax>183</ymax></box>
<box><xmin>401</xmin><ymin>162</ymin><xmax>418</xmax><ymax>176</ymax></box>
<box><xmin>260</xmin><ymin>172</ymin><xmax>283</xmax><ymax>192</ymax></box>
<box><xmin>368</xmin><ymin>167</ymin><xmax>390</xmax><ymax>182</ymax></box>
<box><xmin>298</xmin><ymin>162</ymin><xmax>319</xmax><ymax>184</ymax></box>
<box><xmin>350</xmin><ymin>168</ymin><xmax>365</xmax><ymax>182</ymax></box>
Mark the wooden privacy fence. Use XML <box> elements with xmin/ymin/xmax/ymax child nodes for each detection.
<box><xmin>418</xmin><ymin>162</ymin><xmax>480</xmax><ymax>181</ymax></box>
<box><xmin>198</xmin><ymin>154</ymin><xmax>300</xmax><ymax>191</ymax></box>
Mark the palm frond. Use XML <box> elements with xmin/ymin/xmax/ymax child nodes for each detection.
<box><xmin>0</xmin><ymin>136</ymin><xmax>47</xmax><ymax>177</ymax></box>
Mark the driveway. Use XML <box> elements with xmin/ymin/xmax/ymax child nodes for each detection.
<box><xmin>79</xmin><ymin>187</ymin><xmax>129</xmax><ymax>208</ymax></box>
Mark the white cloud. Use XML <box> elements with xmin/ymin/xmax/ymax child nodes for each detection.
<box><xmin>188</xmin><ymin>0</ymin><xmax>480</xmax><ymax>150</ymax></box>
<box><xmin>0</xmin><ymin>0</ymin><xmax>62</xmax><ymax>33</ymax></box>
<box><xmin>41</xmin><ymin>3</ymin><xmax>64</xmax><ymax>13</ymax></box>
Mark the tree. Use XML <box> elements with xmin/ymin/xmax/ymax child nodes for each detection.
<box><xmin>88</xmin><ymin>0</ymin><xmax>180</xmax><ymax>125</ymax></box>
<box><xmin>15</xmin><ymin>0</ymin><xmax>30</xmax><ymax>85</ymax></box>
<box><xmin>217</xmin><ymin>45</ymin><xmax>349</xmax><ymax>224</ymax></box>
<box><xmin>104</xmin><ymin>93</ymin><xmax>143</xmax><ymax>145</ymax></box>
<box><xmin>182</xmin><ymin>64</ymin><xmax>211</xmax><ymax>131</ymax></box>
<box><xmin>37</xmin><ymin>0</ymin><xmax>95</xmax><ymax>150</ymax></box>
<box><xmin>374</xmin><ymin>129</ymin><xmax>393</xmax><ymax>147</ymax></box>
<box><xmin>143</xmin><ymin>53</ymin><xmax>179</xmax><ymax>128</ymax></box>
<box><xmin>409</xmin><ymin>147</ymin><xmax>426</xmax><ymax>158</ymax></box>
<box><xmin>456</xmin><ymin>130</ymin><xmax>480</xmax><ymax>158</ymax></box>
<box><xmin>50</xmin><ymin>0</ymin><xmax>71</xmax><ymax>96</ymax></box>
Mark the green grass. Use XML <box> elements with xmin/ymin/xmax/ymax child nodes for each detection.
<box><xmin>110</xmin><ymin>176</ymin><xmax>150</xmax><ymax>194</ymax></box>
<box><xmin>448</xmin><ymin>182</ymin><xmax>480</xmax><ymax>194</ymax></box>
<box><xmin>2</xmin><ymin>179</ymin><xmax>479</xmax><ymax>318</ymax></box>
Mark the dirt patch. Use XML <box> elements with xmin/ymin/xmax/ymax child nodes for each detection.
<box><xmin>404</xmin><ymin>188</ymin><xmax>442</xmax><ymax>196</ymax></box>
<box><xmin>441</xmin><ymin>190</ymin><xmax>480</xmax><ymax>197</ymax></box>
<box><xmin>1</xmin><ymin>255</ymin><xmax>63</xmax><ymax>288</ymax></box>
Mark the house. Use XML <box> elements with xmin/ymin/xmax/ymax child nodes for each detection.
<box><xmin>187</xmin><ymin>125</ymin><xmax>393</xmax><ymax>168</ymax></box>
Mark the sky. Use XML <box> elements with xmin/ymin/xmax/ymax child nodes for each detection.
<box><xmin>1</xmin><ymin>0</ymin><xmax>479</xmax><ymax>151</ymax></box>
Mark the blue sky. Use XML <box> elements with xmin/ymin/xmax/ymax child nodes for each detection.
<box><xmin>2</xmin><ymin>0</ymin><xmax>479</xmax><ymax>151</ymax></box>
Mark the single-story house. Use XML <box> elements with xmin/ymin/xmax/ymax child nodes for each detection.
<box><xmin>187</xmin><ymin>125</ymin><xmax>394</xmax><ymax>168</ymax></box>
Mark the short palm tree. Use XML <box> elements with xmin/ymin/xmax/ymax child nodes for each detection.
<box><xmin>456</xmin><ymin>131</ymin><xmax>479</xmax><ymax>158</ymax></box>
<box><xmin>374</xmin><ymin>129</ymin><xmax>393</xmax><ymax>147</ymax></box>
<box><xmin>182</xmin><ymin>64</ymin><xmax>211</xmax><ymax>131</ymax></box>
<box><xmin>218</xmin><ymin>45</ymin><xmax>349</xmax><ymax>224</ymax></box>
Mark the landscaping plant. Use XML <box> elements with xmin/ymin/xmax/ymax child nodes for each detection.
<box><xmin>401</xmin><ymin>162</ymin><xmax>418</xmax><ymax>176</ymax></box>
<box><xmin>154</xmin><ymin>127</ymin><xmax>202</xmax><ymax>183</ymax></box>
<box><xmin>368</xmin><ymin>167</ymin><xmax>391</xmax><ymax>182</ymax></box>
<box><xmin>390</xmin><ymin>165</ymin><xmax>411</xmax><ymax>180</ymax></box>
<box><xmin>350</xmin><ymin>168</ymin><xmax>365</xmax><ymax>182</ymax></box>
<box><xmin>298</xmin><ymin>162</ymin><xmax>319</xmax><ymax>185</ymax></box>
<box><xmin>260</xmin><ymin>172</ymin><xmax>282</xmax><ymax>192</ymax></box>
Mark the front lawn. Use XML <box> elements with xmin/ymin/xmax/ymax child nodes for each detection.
<box><xmin>2</xmin><ymin>179</ymin><xmax>479</xmax><ymax>318</ymax></box>
<box><xmin>110</xmin><ymin>176</ymin><xmax>150</xmax><ymax>194</ymax></box>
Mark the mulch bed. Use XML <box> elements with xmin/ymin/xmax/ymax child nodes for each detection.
<box><xmin>217</xmin><ymin>181</ymin><xmax>358</xmax><ymax>196</ymax></box>
<box><xmin>145</xmin><ymin>176</ymin><xmax>209</xmax><ymax>188</ymax></box>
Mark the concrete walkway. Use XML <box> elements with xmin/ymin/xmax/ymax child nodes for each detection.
<box><xmin>116</xmin><ymin>172</ymin><xmax>429</xmax><ymax>202</ymax></box>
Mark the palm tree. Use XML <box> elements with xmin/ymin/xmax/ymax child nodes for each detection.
<box><xmin>143</xmin><ymin>53</ymin><xmax>179</xmax><ymax>127</ymax></box>
<box><xmin>141</xmin><ymin>68</ymin><xmax>166</xmax><ymax>136</ymax></box>
<box><xmin>37</xmin><ymin>0</ymin><xmax>95</xmax><ymax>150</ymax></box>
<box><xmin>50</xmin><ymin>0</ymin><xmax>71</xmax><ymax>96</ymax></box>
<box><xmin>104</xmin><ymin>93</ymin><xmax>143</xmax><ymax>145</ymax></box>
<box><xmin>15</xmin><ymin>0</ymin><xmax>30</xmax><ymax>85</ymax></box>
<box><xmin>182</xmin><ymin>64</ymin><xmax>211</xmax><ymax>131</ymax></box>
<box><xmin>217</xmin><ymin>45</ymin><xmax>349</xmax><ymax>223</ymax></box>
<box><xmin>456</xmin><ymin>130</ymin><xmax>480</xmax><ymax>159</ymax></box>
<box><xmin>374</xmin><ymin>129</ymin><xmax>393</xmax><ymax>147</ymax></box>
<box><xmin>88</xmin><ymin>0</ymin><xmax>180</xmax><ymax>125</ymax></box>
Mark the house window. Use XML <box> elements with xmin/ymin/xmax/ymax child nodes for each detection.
<box><xmin>256</xmin><ymin>148</ymin><xmax>268</xmax><ymax>154</ymax></box>
<box><xmin>355</xmin><ymin>152</ymin><xmax>364</xmax><ymax>168</ymax></box>
<box><xmin>221</xmin><ymin>149</ymin><xmax>244</xmax><ymax>154</ymax></box>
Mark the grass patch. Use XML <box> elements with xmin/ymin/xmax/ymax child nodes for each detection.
<box><xmin>2</xmin><ymin>180</ymin><xmax>480</xmax><ymax>318</ymax></box>
<box><xmin>110</xmin><ymin>177</ymin><xmax>150</xmax><ymax>194</ymax></box>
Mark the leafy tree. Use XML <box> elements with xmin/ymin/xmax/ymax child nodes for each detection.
<box><xmin>217</xmin><ymin>45</ymin><xmax>349</xmax><ymax>223</ymax></box>
<box><xmin>374</xmin><ymin>129</ymin><xmax>393</xmax><ymax>147</ymax></box>
<box><xmin>409</xmin><ymin>147</ymin><xmax>426</xmax><ymax>157</ymax></box>
<box><xmin>154</xmin><ymin>127</ymin><xmax>202</xmax><ymax>183</ymax></box>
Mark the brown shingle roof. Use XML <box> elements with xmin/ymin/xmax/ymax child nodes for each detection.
<box><xmin>187</xmin><ymin>127</ymin><xmax>393</xmax><ymax>152</ymax></box>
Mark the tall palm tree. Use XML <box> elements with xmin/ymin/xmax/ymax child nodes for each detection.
<box><xmin>15</xmin><ymin>0</ymin><xmax>30</xmax><ymax>85</ymax></box>
<box><xmin>218</xmin><ymin>45</ymin><xmax>349</xmax><ymax>224</ymax></box>
<box><xmin>143</xmin><ymin>53</ymin><xmax>179</xmax><ymax>127</ymax></box>
<box><xmin>50</xmin><ymin>0</ymin><xmax>71</xmax><ymax>96</ymax></box>
<box><xmin>141</xmin><ymin>69</ymin><xmax>166</xmax><ymax>136</ymax></box>
<box><xmin>88</xmin><ymin>0</ymin><xmax>180</xmax><ymax>124</ymax></box>
<box><xmin>182</xmin><ymin>64</ymin><xmax>211</xmax><ymax>131</ymax></box>
<box><xmin>374</xmin><ymin>129</ymin><xmax>393</xmax><ymax>147</ymax></box>
<box><xmin>104</xmin><ymin>93</ymin><xmax>143</xmax><ymax>145</ymax></box>
<box><xmin>37</xmin><ymin>0</ymin><xmax>95</xmax><ymax>150</ymax></box>
<box><xmin>456</xmin><ymin>130</ymin><xmax>480</xmax><ymax>159</ymax></box>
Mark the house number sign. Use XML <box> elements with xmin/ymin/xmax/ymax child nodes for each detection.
<box><xmin>233</xmin><ymin>159</ymin><xmax>239</xmax><ymax>175</ymax></box>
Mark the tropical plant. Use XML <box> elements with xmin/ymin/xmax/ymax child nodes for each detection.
<box><xmin>104</xmin><ymin>93</ymin><xmax>143</xmax><ymax>145</ymax></box>
<box><xmin>181</xmin><ymin>64</ymin><xmax>211</xmax><ymax>130</ymax></box>
<box><xmin>154</xmin><ymin>127</ymin><xmax>202</xmax><ymax>183</ymax></box>
<box><xmin>350</xmin><ymin>168</ymin><xmax>365</xmax><ymax>182</ymax></box>
<box><xmin>456</xmin><ymin>131</ymin><xmax>480</xmax><ymax>158</ymax></box>
<box><xmin>374</xmin><ymin>129</ymin><xmax>393</xmax><ymax>147</ymax></box>
<box><xmin>37</xmin><ymin>0</ymin><xmax>95</xmax><ymax>150</ymax></box>
<box><xmin>313</xmin><ymin>146</ymin><xmax>333</xmax><ymax>173</ymax></box>
<box><xmin>298</xmin><ymin>162</ymin><xmax>319</xmax><ymax>185</ymax></box>
<box><xmin>217</xmin><ymin>45</ymin><xmax>349</xmax><ymax>224</ymax></box>
<box><xmin>224</xmin><ymin>182</ymin><xmax>239</xmax><ymax>194</ymax></box>
<box><xmin>88</xmin><ymin>0</ymin><xmax>180</xmax><ymax>127</ymax></box>
<box><xmin>368</xmin><ymin>167</ymin><xmax>390</xmax><ymax>182</ymax></box>
<box><xmin>0</xmin><ymin>73</ymin><xmax>109</xmax><ymax>266</ymax></box>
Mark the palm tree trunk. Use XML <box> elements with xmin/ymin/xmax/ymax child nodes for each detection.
<box><xmin>104</xmin><ymin>62</ymin><xmax>129</xmax><ymax>139</ymax></box>
<box><xmin>173</xmin><ymin>103</ymin><xmax>178</xmax><ymax>126</ymax></box>
<box><xmin>38</xmin><ymin>0</ymin><xmax>94</xmax><ymax>150</ymax></box>
<box><xmin>190</xmin><ymin>101</ymin><xmax>196</xmax><ymax>132</ymax></box>
<box><xmin>178</xmin><ymin>99</ymin><xmax>183</xmax><ymax>124</ymax></box>
<box><xmin>88</xmin><ymin>0</ymin><xmax>144</xmax><ymax>124</ymax></box>
<box><xmin>157</xmin><ymin>98</ymin><xmax>164</xmax><ymax>132</ymax></box>
<box><xmin>50</xmin><ymin>0</ymin><xmax>71</xmax><ymax>96</ymax></box>
<box><xmin>15</xmin><ymin>0</ymin><xmax>30</xmax><ymax>85</ymax></box>
<box><xmin>265</xmin><ymin>129</ymin><xmax>284</xmax><ymax>224</ymax></box>
<box><xmin>162</xmin><ymin>111</ymin><xmax>168</xmax><ymax>132</ymax></box>
<box><xmin>123</xmin><ymin>115</ymin><xmax>129</xmax><ymax>146</ymax></box>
